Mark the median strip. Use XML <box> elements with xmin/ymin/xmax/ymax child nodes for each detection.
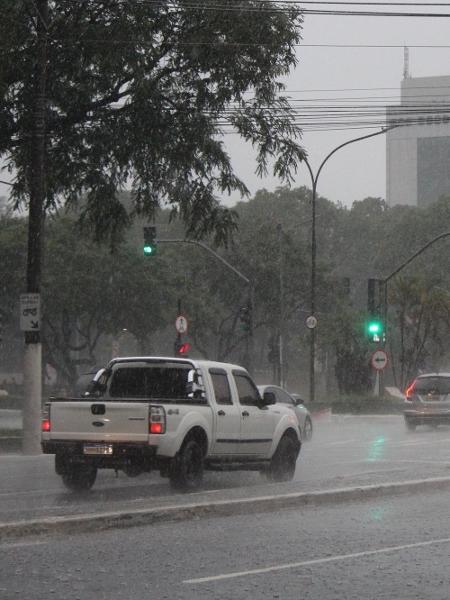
<box><xmin>2</xmin><ymin>475</ymin><xmax>450</xmax><ymax>540</ymax></box>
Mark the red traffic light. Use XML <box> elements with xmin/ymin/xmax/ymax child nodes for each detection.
<box><xmin>177</xmin><ymin>342</ymin><xmax>191</xmax><ymax>355</ymax></box>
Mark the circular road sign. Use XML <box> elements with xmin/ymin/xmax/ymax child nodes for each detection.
<box><xmin>371</xmin><ymin>349</ymin><xmax>388</xmax><ymax>371</ymax></box>
<box><xmin>305</xmin><ymin>315</ymin><xmax>318</xmax><ymax>329</ymax></box>
<box><xmin>175</xmin><ymin>315</ymin><xmax>188</xmax><ymax>334</ymax></box>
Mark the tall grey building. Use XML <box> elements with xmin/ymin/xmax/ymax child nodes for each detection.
<box><xmin>386</xmin><ymin>75</ymin><xmax>450</xmax><ymax>207</ymax></box>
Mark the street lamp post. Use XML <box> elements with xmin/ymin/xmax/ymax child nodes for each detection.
<box><xmin>302</xmin><ymin>126</ymin><xmax>394</xmax><ymax>403</ymax></box>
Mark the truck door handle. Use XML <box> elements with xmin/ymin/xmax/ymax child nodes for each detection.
<box><xmin>218</xmin><ymin>410</ymin><xmax>226</xmax><ymax>416</ymax></box>
<box><xmin>242</xmin><ymin>411</ymin><xmax>250</xmax><ymax>417</ymax></box>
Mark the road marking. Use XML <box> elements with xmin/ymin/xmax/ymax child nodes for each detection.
<box><xmin>374</xmin><ymin>458</ymin><xmax>450</xmax><ymax>465</ymax></box>
<box><xmin>321</xmin><ymin>438</ymin><xmax>361</xmax><ymax>447</ymax></box>
<box><xmin>0</xmin><ymin>488</ymin><xmax>63</xmax><ymax>498</ymax></box>
<box><xmin>0</xmin><ymin>540</ymin><xmax>46</xmax><ymax>550</ymax></box>
<box><xmin>391</xmin><ymin>438</ymin><xmax>450</xmax><ymax>447</ymax></box>
<box><xmin>183</xmin><ymin>537</ymin><xmax>450</xmax><ymax>584</ymax></box>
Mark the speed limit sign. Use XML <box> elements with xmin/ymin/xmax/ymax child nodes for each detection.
<box><xmin>305</xmin><ymin>315</ymin><xmax>318</xmax><ymax>329</ymax></box>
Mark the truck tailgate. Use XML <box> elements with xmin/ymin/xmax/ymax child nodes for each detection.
<box><xmin>49</xmin><ymin>401</ymin><xmax>149</xmax><ymax>442</ymax></box>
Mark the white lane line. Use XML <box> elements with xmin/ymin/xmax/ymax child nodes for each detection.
<box><xmin>183</xmin><ymin>537</ymin><xmax>450</xmax><ymax>584</ymax></box>
<box><xmin>0</xmin><ymin>488</ymin><xmax>64</xmax><ymax>498</ymax></box>
<box><xmin>320</xmin><ymin>439</ymin><xmax>361</xmax><ymax>447</ymax></box>
<box><xmin>373</xmin><ymin>458</ymin><xmax>450</xmax><ymax>465</ymax></box>
<box><xmin>391</xmin><ymin>438</ymin><xmax>450</xmax><ymax>447</ymax></box>
<box><xmin>0</xmin><ymin>540</ymin><xmax>47</xmax><ymax>550</ymax></box>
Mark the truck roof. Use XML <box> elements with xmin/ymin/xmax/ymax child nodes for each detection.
<box><xmin>108</xmin><ymin>356</ymin><xmax>248</xmax><ymax>372</ymax></box>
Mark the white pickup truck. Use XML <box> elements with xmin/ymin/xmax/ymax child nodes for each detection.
<box><xmin>42</xmin><ymin>356</ymin><xmax>302</xmax><ymax>492</ymax></box>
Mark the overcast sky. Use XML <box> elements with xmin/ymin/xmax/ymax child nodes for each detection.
<box><xmin>225</xmin><ymin>4</ymin><xmax>450</xmax><ymax>208</ymax></box>
<box><xmin>2</xmin><ymin>4</ymin><xmax>450</xmax><ymax>209</ymax></box>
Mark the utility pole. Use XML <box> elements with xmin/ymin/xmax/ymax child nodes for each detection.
<box><xmin>277</xmin><ymin>224</ymin><xmax>285</xmax><ymax>387</ymax></box>
<box><xmin>22</xmin><ymin>0</ymin><xmax>48</xmax><ymax>454</ymax></box>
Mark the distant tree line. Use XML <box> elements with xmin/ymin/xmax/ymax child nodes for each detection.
<box><xmin>1</xmin><ymin>189</ymin><xmax>449</xmax><ymax>397</ymax></box>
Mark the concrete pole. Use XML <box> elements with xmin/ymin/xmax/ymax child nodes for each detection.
<box><xmin>22</xmin><ymin>0</ymin><xmax>48</xmax><ymax>455</ymax></box>
<box><xmin>22</xmin><ymin>344</ymin><xmax>42</xmax><ymax>454</ymax></box>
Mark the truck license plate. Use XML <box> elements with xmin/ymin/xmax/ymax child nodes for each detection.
<box><xmin>83</xmin><ymin>444</ymin><xmax>113</xmax><ymax>455</ymax></box>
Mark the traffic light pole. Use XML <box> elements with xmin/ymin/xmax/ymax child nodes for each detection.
<box><xmin>158</xmin><ymin>239</ymin><xmax>254</xmax><ymax>372</ymax></box>
<box><xmin>380</xmin><ymin>231</ymin><xmax>450</xmax><ymax>391</ymax></box>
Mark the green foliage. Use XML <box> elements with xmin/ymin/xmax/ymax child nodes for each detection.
<box><xmin>0</xmin><ymin>0</ymin><xmax>305</xmax><ymax>246</ymax></box>
<box><xmin>1</xmin><ymin>189</ymin><xmax>450</xmax><ymax>393</ymax></box>
<box><xmin>388</xmin><ymin>275</ymin><xmax>450</xmax><ymax>389</ymax></box>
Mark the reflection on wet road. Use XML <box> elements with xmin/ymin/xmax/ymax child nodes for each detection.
<box><xmin>2</xmin><ymin>416</ymin><xmax>450</xmax><ymax>523</ymax></box>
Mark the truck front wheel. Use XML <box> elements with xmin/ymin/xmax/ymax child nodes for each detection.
<box><xmin>61</xmin><ymin>463</ymin><xmax>97</xmax><ymax>491</ymax></box>
<box><xmin>267</xmin><ymin>434</ymin><xmax>299</xmax><ymax>482</ymax></box>
<box><xmin>169</xmin><ymin>439</ymin><xmax>204</xmax><ymax>492</ymax></box>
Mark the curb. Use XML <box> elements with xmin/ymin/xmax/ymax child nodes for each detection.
<box><xmin>2</xmin><ymin>475</ymin><xmax>450</xmax><ymax>541</ymax></box>
<box><xmin>0</xmin><ymin>437</ymin><xmax>21</xmax><ymax>453</ymax></box>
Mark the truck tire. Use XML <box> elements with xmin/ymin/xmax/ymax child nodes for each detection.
<box><xmin>61</xmin><ymin>463</ymin><xmax>97</xmax><ymax>491</ymax></box>
<box><xmin>169</xmin><ymin>438</ymin><xmax>204</xmax><ymax>492</ymax></box>
<box><xmin>267</xmin><ymin>434</ymin><xmax>299</xmax><ymax>482</ymax></box>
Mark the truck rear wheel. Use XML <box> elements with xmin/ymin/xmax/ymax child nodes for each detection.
<box><xmin>61</xmin><ymin>463</ymin><xmax>97</xmax><ymax>491</ymax></box>
<box><xmin>268</xmin><ymin>434</ymin><xmax>299</xmax><ymax>482</ymax></box>
<box><xmin>169</xmin><ymin>439</ymin><xmax>204</xmax><ymax>492</ymax></box>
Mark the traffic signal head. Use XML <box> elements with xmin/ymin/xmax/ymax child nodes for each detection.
<box><xmin>143</xmin><ymin>226</ymin><xmax>157</xmax><ymax>256</ymax></box>
<box><xmin>175</xmin><ymin>341</ymin><xmax>191</xmax><ymax>356</ymax></box>
<box><xmin>239</xmin><ymin>306</ymin><xmax>251</xmax><ymax>332</ymax></box>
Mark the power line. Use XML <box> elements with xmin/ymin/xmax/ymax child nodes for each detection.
<box><xmin>72</xmin><ymin>0</ymin><xmax>450</xmax><ymax>17</ymax></box>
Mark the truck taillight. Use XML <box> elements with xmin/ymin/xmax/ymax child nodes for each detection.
<box><xmin>41</xmin><ymin>419</ymin><xmax>51</xmax><ymax>432</ymax></box>
<box><xmin>149</xmin><ymin>406</ymin><xmax>166</xmax><ymax>434</ymax></box>
<box><xmin>41</xmin><ymin>404</ymin><xmax>51</xmax><ymax>432</ymax></box>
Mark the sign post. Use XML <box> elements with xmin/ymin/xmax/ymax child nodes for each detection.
<box><xmin>371</xmin><ymin>349</ymin><xmax>388</xmax><ymax>397</ymax></box>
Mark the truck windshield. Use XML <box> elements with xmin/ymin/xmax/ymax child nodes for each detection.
<box><xmin>109</xmin><ymin>365</ymin><xmax>191</xmax><ymax>399</ymax></box>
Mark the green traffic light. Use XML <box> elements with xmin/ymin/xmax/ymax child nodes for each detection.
<box><xmin>143</xmin><ymin>245</ymin><xmax>156</xmax><ymax>256</ymax></box>
<box><xmin>365</xmin><ymin>318</ymin><xmax>384</xmax><ymax>341</ymax></box>
<box><xmin>368</xmin><ymin>322</ymin><xmax>381</xmax><ymax>334</ymax></box>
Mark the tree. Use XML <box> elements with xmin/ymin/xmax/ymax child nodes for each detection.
<box><xmin>0</xmin><ymin>0</ymin><xmax>305</xmax><ymax>245</ymax></box>
<box><xmin>41</xmin><ymin>217</ymin><xmax>175</xmax><ymax>387</ymax></box>
<box><xmin>388</xmin><ymin>277</ymin><xmax>450</xmax><ymax>390</ymax></box>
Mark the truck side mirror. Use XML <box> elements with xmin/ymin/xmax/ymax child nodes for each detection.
<box><xmin>263</xmin><ymin>391</ymin><xmax>276</xmax><ymax>405</ymax></box>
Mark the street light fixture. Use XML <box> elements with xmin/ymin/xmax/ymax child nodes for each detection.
<box><xmin>302</xmin><ymin>126</ymin><xmax>395</xmax><ymax>403</ymax></box>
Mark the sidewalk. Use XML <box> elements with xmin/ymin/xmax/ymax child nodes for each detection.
<box><xmin>0</xmin><ymin>409</ymin><xmax>22</xmax><ymax>430</ymax></box>
<box><xmin>0</xmin><ymin>410</ymin><xmax>22</xmax><ymax>453</ymax></box>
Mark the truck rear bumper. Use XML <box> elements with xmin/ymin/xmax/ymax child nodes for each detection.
<box><xmin>42</xmin><ymin>440</ymin><xmax>159</xmax><ymax>471</ymax></box>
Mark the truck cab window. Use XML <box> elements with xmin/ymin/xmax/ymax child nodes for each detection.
<box><xmin>233</xmin><ymin>372</ymin><xmax>260</xmax><ymax>407</ymax></box>
<box><xmin>210</xmin><ymin>371</ymin><xmax>233</xmax><ymax>405</ymax></box>
<box><xmin>109</xmin><ymin>366</ymin><xmax>189</xmax><ymax>399</ymax></box>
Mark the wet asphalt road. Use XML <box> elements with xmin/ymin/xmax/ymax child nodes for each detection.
<box><xmin>2</xmin><ymin>415</ymin><xmax>450</xmax><ymax>523</ymax></box>
<box><xmin>2</xmin><ymin>488</ymin><xmax>450</xmax><ymax>599</ymax></box>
